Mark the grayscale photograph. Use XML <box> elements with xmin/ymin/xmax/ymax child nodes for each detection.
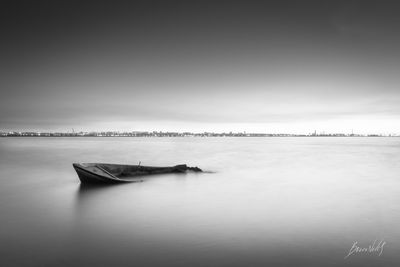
<box><xmin>0</xmin><ymin>1</ymin><xmax>399</xmax><ymax>266</ymax></box>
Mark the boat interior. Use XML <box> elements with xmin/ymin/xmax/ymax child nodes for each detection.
<box><xmin>79</xmin><ymin>163</ymin><xmax>190</xmax><ymax>179</ymax></box>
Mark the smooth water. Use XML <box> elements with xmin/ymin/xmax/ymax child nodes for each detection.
<box><xmin>0</xmin><ymin>137</ymin><xmax>399</xmax><ymax>267</ymax></box>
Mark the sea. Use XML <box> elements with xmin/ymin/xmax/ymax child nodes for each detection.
<box><xmin>0</xmin><ymin>137</ymin><xmax>399</xmax><ymax>267</ymax></box>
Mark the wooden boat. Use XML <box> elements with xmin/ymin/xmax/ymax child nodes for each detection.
<box><xmin>73</xmin><ymin>163</ymin><xmax>202</xmax><ymax>184</ymax></box>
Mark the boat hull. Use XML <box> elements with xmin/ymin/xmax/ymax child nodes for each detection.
<box><xmin>73</xmin><ymin>164</ymin><xmax>131</xmax><ymax>184</ymax></box>
<box><xmin>73</xmin><ymin>163</ymin><xmax>202</xmax><ymax>184</ymax></box>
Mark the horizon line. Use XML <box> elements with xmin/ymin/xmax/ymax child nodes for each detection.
<box><xmin>1</xmin><ymin>130</ymin><xmax>399</xmax><ymax>137</ymax></box>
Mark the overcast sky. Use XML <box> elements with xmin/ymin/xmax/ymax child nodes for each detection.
<box><xmin>1</xmin><ymin>0</ymin><xmax>400</xmax><ymax>133</ymax></box>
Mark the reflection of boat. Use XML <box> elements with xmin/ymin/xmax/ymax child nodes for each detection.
<box><xmin>73</xmin><ymin>163</ymin><xmax>202</xmax><ymax>184</ymax></box>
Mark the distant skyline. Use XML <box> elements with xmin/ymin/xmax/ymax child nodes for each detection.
<box><xmin>2</xmin><ymin>129</ymin><xmax>398</xmax><ymax>137</ymax></box>
<box><xmin>2</xmin><ymin>129</ymin><xmax>397</xmax><ymax>137</ymax></box>
<box><xmin>1</xmin><ymin>1</ymin><xmax>400</xmax><ymax>134</ymax></box>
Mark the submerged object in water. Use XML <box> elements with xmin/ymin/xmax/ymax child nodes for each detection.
<box><xmin>73</xmin><ymin>163</ymin><xmax>202</xmax><ymax>184</ymax></box>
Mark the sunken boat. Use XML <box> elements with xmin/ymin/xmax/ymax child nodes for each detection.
<box><xmin>73</xmin><ymin>163</ymin><xmax>202</xmax><ymax>184</ymax></box>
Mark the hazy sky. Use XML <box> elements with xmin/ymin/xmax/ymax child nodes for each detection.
<box><xmin>1</xmin><ymin>0</ymin><xmax>400</xmax><ymax>133</ymax></box>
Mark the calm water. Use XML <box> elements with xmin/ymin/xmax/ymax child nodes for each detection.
<box><xmin>0</xmin><ymin>137</ymin><xmax>399</xmax><ymax>267</ymax></box>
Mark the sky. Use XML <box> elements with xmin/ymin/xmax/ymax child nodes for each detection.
<box><xmin>1</xmin><ymin>0</ymin><xmax>400</xmax><ymax>134</ymax></box>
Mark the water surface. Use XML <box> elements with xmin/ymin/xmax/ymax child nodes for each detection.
<box><xmin>0</xmin><ymin>137</ymin><xmax>399</xmax><ymax>266</ymax></box>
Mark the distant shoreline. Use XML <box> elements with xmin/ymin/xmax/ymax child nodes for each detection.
<box><xmin>1</xmin><ymin>134</ymin><xmax>398</xmax><ymax>138</ymax></box>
